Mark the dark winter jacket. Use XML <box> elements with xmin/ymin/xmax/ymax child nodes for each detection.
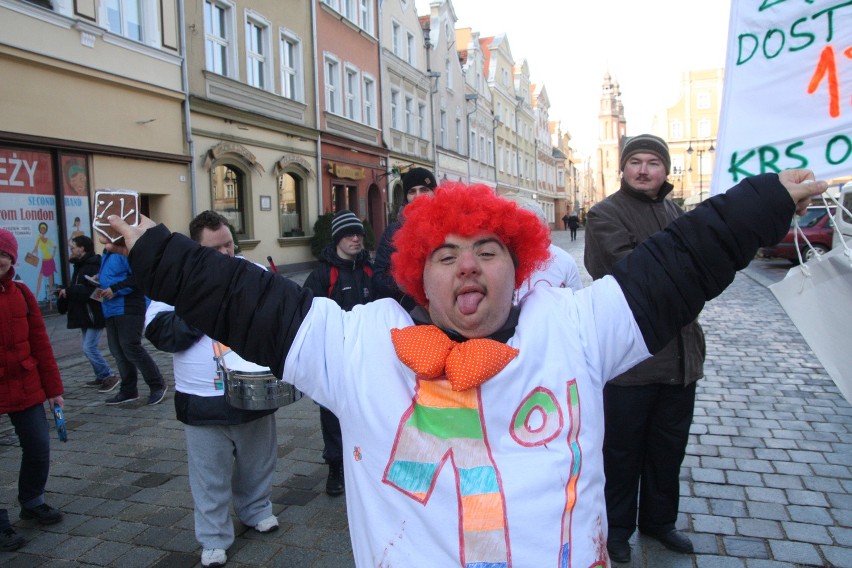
<box><xmin>99</xmin><ymin>251</ymin><xmax>147</xmax><ymax>318</ymax></box>
<box><xmin>303</xmin><ymin>245</ymin><xmax>374</xmax><ymax>311</ymax></box>
<box><xmin>567</xmin><ymin>215</ymin><xmax>580</xmax><ymax>230</ymax></box>
<box><xmin>0</xmin><ymin>267</ymin><xmax>64</xmax><ymax>414</ymax></box>
<box><xmin>57</xmin><ymin>252</ymin><xmax>106</xmax><ymax>329</ymax></box>
<box><xmin>373</xmin><ymin>205</ymin><xmax>418</xmax><ymax>311</ymax></box>
<box><xmin>585</xmin><ymin>179</ymin><xmax>706</xmax><ymax>386</ymax></box>
<box><xmin>127</xmin><ymin>174</ymin><xmax>794</xmax><ymax>381</ymax></box>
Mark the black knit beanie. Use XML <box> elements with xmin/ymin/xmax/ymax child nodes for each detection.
<box><xmin>402</xmin><ymin>167</ymin><xmax>437</xmax><ymax>192</ymax></box>
<box><xmin>331</xmin><ymin>210</ymin><xmax>364</xmax><ymax>245</ymax></box>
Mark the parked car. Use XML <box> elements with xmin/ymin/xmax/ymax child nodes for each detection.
<box><xmin>760</xmin><ymin>206</ymin><xmax>835</xmax><ymax>264</ymax></box>
<box><xmin>833</xmin><ymin>181</ymin><xmax>852</xmax><ymax>249</ymax></box>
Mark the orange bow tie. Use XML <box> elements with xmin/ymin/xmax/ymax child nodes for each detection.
<box><xmin>390</xmin><ymin>325</ymin><xmax>519</xmax><ymax>391</ymax></box>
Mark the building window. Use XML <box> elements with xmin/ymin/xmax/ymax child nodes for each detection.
<box><xmin>211</xmin><ymin>164</ymin><xmax>247</xmax><ymax>236</ymax></box>
<box><xmin>390</xmin><ymin>89</ymin><xmax>400</xmax><ymax>129</ymax></box>
<box><xmin>278</xmin><ymin>172</ymin><xmax>304</xmax><ymax>237</ymax></box>
<box><xmin>487</xmin><ymin>139</ymin><xmax>493</xmax><ymax>165</ymax></box>
<box><xmin>245</xmin><ymin>14</ymin><xmax>269</xmax><ymax>90</ymax></box>
<box><xmin>280</xmin><ymin>31</ymin><xmax>303</xmax><ymax>102</ymax></box>
<box><xmin>440</xmin><ymin>110</ymin><xmax>447</xmax><ymax>146</ymax></box>
<box><xmin>345</xmin><ymin>66</ymin><xmax>360</xmax><ymax>121</ymax></box>
<box><xmin>698</xmin><ymin>119</ymin><xmax>712</xmax><ymax>138</ymax></box>
<box><xmin>105</xmin><ymin>0</ymin><xmax>142</xmax><ymax>41</ymax></box>
<box><xmin>405</xmin><ymin>96</ymin><xmax>414</xmax><ymax>134</ymax></box>
<box><xmin>455</xmin><ymin>118</ymin><xmax>462</xmax><ymax>153</ymax></box>
<box><xmin>204</xmin><ymin>0</ymin><xmax>233</xmax><ymax>77</ymax></box>
<box><xmin>363</xmin><ymin>75</ymin><xmax>376</xmax><ymax>127</ymax></box>
<box><xmin>406</xmin><ymin>32</ymin><xmax>416</xmax><ymax>65</ymax></box>
<box><xmin>392</xmin><ymin>21</ymin><xmax>401</xmax><ymax>57</ymax></box>
<box><xmin>359</xmin><ymin>0</ymin><xmax>373</xmax><ymax>34</ymax></box>
<box><xmin>322</xmin><ymin>0</ymin><xmax>339</xmax><ymax>10</ymax></box>
<box><xmin>480</xmin><ymin>135</ymin><xmax>486</xmax><ymax>161</ymax></box>
<box><xmin>418</xmin><ymin>102</ymin><xmax>427</xmax><ymax>138</ymax></box>
<box><xmin>670</xmin><ymin>120</ymin><xmax>683</xmax><ymax>141</ymax></box>
<box><xmin>469</xmin><ymin>130</ymin><xmax>476</xmax><ymax>158</ymax></box>
<box><xmin>341</xmin><ymin>0</ymin><xmax>355</xmax><ymax>21</ymax></box>
<box><xmin>324</xmin><ymin>55</ymin><xmax>341</xmax><ymax>115</ymax></box>
<box><xmin>697</xmin><ymin>92</ymin><xmax>711</xmax><ymax>110</ymax></box>
<box><xmin>445</xmin><ymin>58</ymin><xmax>453</xmax><ymax>90</ymax></box>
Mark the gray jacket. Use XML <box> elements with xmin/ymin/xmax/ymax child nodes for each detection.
<box><xmin>584</xmin><ymin>180</ymin><xmax>705</xmax><ymax>386</ymax></box>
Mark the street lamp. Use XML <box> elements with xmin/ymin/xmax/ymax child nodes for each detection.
<box><xmin>671</xmin><ymin>166</ymin><xmax>684</xmax><ymax>203</ymax></box>
<box><xmin>686</xmin><ymin>140</ymin><xmax>715</xmax><ymax>203</ymax></box>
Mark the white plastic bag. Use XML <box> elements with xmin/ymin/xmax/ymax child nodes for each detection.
<box><xmin>770</xmin><ymin>196</ymin><xmax>852</xmax><ymax>403</ymax></box>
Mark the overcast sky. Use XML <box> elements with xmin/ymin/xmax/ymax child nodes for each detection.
<box><xmin>415</xmin><ymin>0</ymin><xmax>733</xmax><ymax>156</ymax></box>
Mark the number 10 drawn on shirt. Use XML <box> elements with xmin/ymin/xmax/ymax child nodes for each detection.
<box><xmin>383</xmin><ymin>378</ymin><xmax>588</xmax><ymax>567</ymax></box>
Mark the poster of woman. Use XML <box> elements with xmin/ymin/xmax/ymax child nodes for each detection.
<box><xmin>0</xmin><ymin>147</ymin><xmax>66</xmax><ymax>306</ymax></box>
<box><xmin>61</xmin><ymin>154</ymin><xmax>93</xmax><ymax>273</ymax></box>
<box><xmin>30</xmin><ymin>221</ymin><xmax>57</xmax><ymax>303</ymax></box>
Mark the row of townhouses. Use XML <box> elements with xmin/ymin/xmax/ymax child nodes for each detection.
<box><xmin>0</xmin><ymin>0</ymin><xmax>582</xmax><ymax>301</ymax></box>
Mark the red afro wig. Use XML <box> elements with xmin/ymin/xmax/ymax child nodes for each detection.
<box><xmin>391</xmin><ymin>182</ymin><xmax>551</xmax><ymax>306</ymax></box>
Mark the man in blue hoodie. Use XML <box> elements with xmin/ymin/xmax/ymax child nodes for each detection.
<box><xmin>98</xmin><ymin>250</ymin><xmax>166</xmax><ymax>405</ymax></box>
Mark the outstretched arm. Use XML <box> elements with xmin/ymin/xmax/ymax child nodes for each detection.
<box><xmin>614</xmin><ymin>170</ymin><xmax>826</xmax><ymax>354</ymax></box>
<box><xmin>103</xmin><ymin>218</ymin><xmax>315</xmax><ymax>377</ymax></box>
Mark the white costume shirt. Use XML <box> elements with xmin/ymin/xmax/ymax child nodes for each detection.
<box><xmin>515</xmin><ymin>244</ymin><xmax>582</xmax><ymax>303</ymax></box>
<box><xmin>283</xmin><ymin>276</ymin><xmax>649</xmax><ymax>568</ymax></box>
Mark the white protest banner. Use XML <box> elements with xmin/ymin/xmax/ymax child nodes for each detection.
<box><xmin>712</xmin><ymin>0</ymin><xmax>852</xmax><ymax>195</ymax></box>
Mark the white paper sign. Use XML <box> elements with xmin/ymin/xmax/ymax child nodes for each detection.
<box><xmin>713</xmin><ymin>0</ymin><xmax>852</xmax><ymax>194</ymax></box>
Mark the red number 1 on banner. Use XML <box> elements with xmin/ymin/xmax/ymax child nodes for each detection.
<box><xmin>808</xmin><ymin>45</ymin><xmax>852</xmax><ymax>119</ymax></box>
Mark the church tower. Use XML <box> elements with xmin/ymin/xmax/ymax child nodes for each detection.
<box><xmin>596</xmin><ymin>72</ymin><xmax>626</xmax><ymax>200</ymax></box>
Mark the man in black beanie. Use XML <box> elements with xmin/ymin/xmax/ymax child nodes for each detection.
<box><xmin>585</xmin><ymin>134</ymin><xmax>703</xmax><ymax>562</ymax></box>
<box><xmin>302</xmin><ymin>209</ymin><xmax>375</xmax><ymax>496</ymax></box>
<box><xmin>373</xmin><ymin>167</ymin><xmax>437</xmax><ymax>310</ymax></box>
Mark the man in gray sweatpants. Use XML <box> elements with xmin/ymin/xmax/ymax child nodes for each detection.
<box><xmin>143</xmin><ymin>211</ymin><xmax>279</xmax><ymax>568</ymax></box>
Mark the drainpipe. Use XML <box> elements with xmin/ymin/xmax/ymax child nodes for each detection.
<box><xmin>465</xmin><ymin>93</ymin><xmax>478</xmax><ymax>183</ymax></box>
<box><xmin>178</xmin><ymin>0</ymin><xmax>197</xmax><ymax>217</ymax></box>
<box><xmin>377</xmin><ymin>0</ymin><xmax>388</xmax><ymax>225</ymax></box>
<box><xmin>424</xmin><ymin>22</ymin><xmax>438</xmax><ymax>172</ymax></box>
<box><xmin>311</xmin><ymin>0</ymin><xmax>323</xmax><ymax>216</ymax></box>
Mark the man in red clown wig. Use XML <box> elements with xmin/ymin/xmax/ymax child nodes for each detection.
<box><xmin>100</xmin><ymin>171</ymin><xmax>824</xmax><ymax>567</ymax></box>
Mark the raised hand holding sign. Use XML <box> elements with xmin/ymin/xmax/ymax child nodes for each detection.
<box><xmin>93</xmin><ymin>190</ymin><xmax>139</xmax><ymax>243</ymax></box>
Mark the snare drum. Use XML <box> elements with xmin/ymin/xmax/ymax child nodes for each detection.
<box><xmin>216</xmin><ymin>349</ymin><xmax>301</xmax><ymax>411</ymax></box>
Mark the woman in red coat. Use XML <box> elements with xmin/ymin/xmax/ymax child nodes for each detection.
<box><xmin>0</xmin><ymin>229</ymin><xmax>64</xmax><ymax>551</ymax></box>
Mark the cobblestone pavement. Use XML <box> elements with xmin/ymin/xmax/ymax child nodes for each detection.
<box><xmin>0</xmin><ymin>229</ymin><xmax>848</xmax><ymax>567</ymax></box>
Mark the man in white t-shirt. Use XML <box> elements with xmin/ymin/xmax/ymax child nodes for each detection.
<box><xmin>105</xmin><ymin>171</ymin><xmax>824</xmax><ymax>567</ymax></box>
<box><xmin>144</xmin><ymin>211</ymin><xmax>278</xmax><ymax>568</ymax></box>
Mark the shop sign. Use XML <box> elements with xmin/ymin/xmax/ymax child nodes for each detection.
<box><xmin>327</xmin><ymin>161</ymin><xmax>366</xmax><ymax>180</ymax></box>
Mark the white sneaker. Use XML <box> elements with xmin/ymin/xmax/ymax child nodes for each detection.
<box><xmin>201</xmin><ymin>548</ymin><xmax>227</xmax><ymax>567</ymax></box>
<box><xmin>254</xmin><ymin>515</ymin><xmax>279</xmax><ymax>534</ymax></box>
